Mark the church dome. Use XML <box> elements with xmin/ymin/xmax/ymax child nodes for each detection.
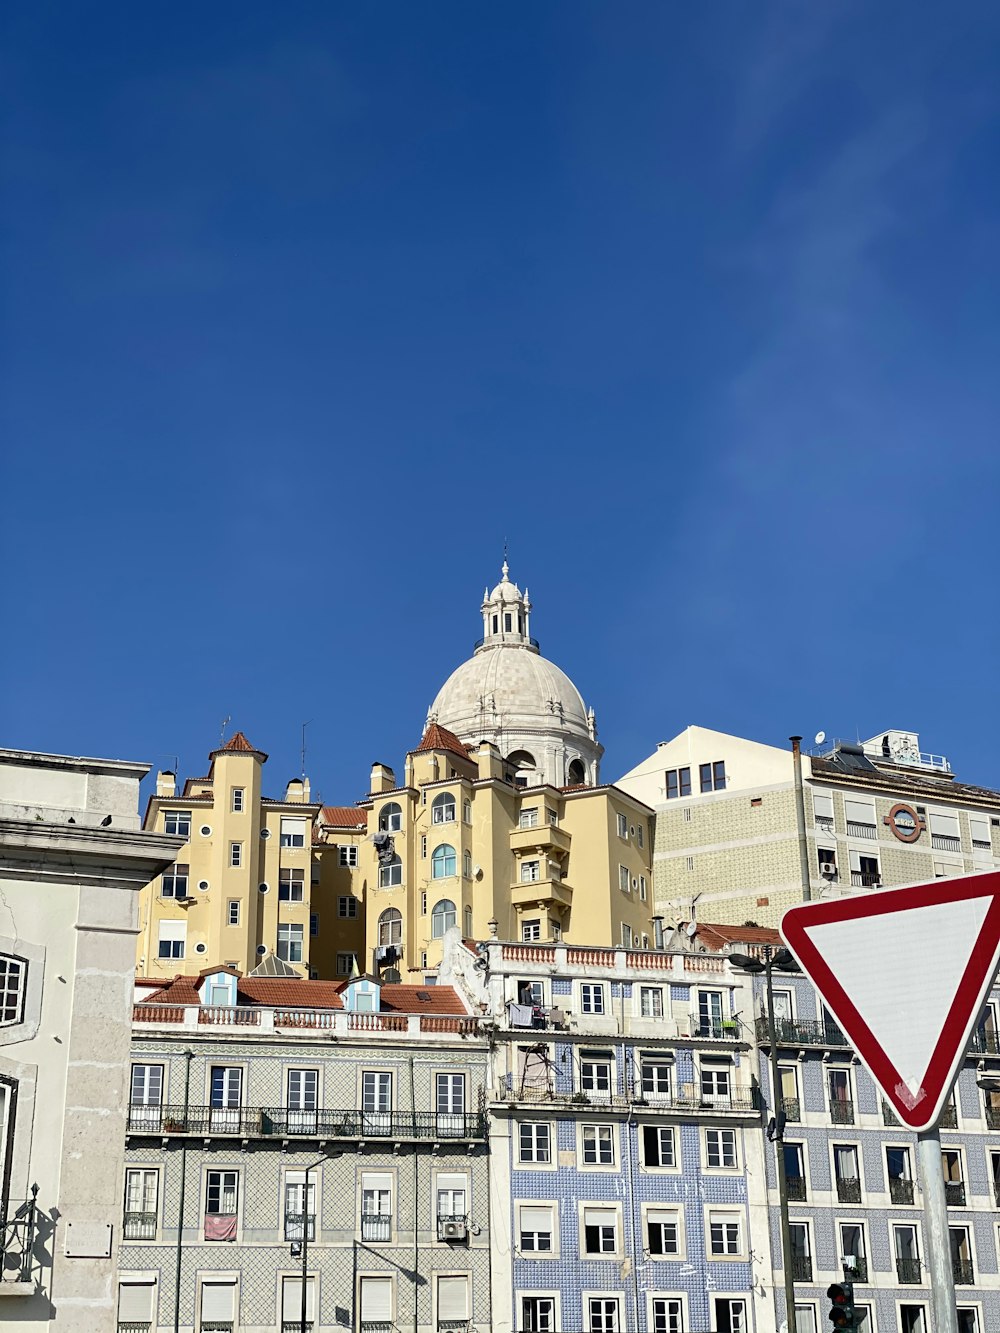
<box><xmin>426</xmin><ymin>563</ymin><xmax>603</xmax><ymax>788</ymax></box>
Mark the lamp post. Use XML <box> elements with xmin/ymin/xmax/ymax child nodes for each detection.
<box><xmin>292</xmin><ymin>1152</ymin><xmax>339</xmax><ymax>1333</ymax></box>
<box><xmin>729</xmin><ymin>945</ymin><xmax>800</xmax><ymax>1333</ymax></box>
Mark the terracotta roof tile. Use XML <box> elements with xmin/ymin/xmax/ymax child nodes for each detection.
<box><xmin>693</xmin><ymin>922</ymin><xmax>783</xmax><ymax>950</ymax></box>
<box><xmin>414</xmin><ymin>723</ymin><xmax>472</xmax><ymax>761</ymax></box>
<box><xmin>238</xmin><ymin>979</ymin><xmax>343</xmax><ymax>1009</ymax></box>
<box><xmin>136</xmin><ymin>974</ymin><xmax>467</xmax><ymax>1015</ymax></box>
<box><xmin>321</xmin><ymin>805</ymin><xmax>368</xmax><ymax>829</ymax></box>
<box><xmin>380</xmin><ymin>984</ymin><xmax>468</xmax><ymax>1015</ymax></box>
<box><xmin>209</xmin><ymin>730</ymin><xmax>269</xmax><ymax>761</ymax></box>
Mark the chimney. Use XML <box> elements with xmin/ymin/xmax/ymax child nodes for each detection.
<box><xmin>370</xmin><ymin>763</ymin><xmax>396</xmax><ymax>794</ymax></box>
<box><xmin>156</xmin><ymin>771</ymin><xmax>176</xmax><ymax>798</ymax></box>
<box><xmin>284</xmin><ymin>778</ymin><xmax>305</xmax><ymax>803</ymax></box>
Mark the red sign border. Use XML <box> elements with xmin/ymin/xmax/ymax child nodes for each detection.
<box><xmin>780</xmin><ymin>871</ymin><xmax>1000</xmax><ymax>1131</ymax></box>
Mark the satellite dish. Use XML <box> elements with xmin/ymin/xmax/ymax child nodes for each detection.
<box><xmin>685</xmin><ymin>921</ymin><xmax>697</xmax><ymax>938</ymax></box>
<box><xmin>814</xmin><ymin>731</ymin><xmax>826</xmax><ymax>746</ymax></box>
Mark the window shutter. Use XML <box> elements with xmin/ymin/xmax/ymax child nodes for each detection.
<box><xmin>583</xmin><ymin>1206</ymin><xmax>616</xmax><ymax>1227</ymax></box>
<box><xmin>360</xmin><ymin>1277</ymin><xmax>393</xmax><ymax>1321</ymax></box>
<box><xmin>361</xmin><ymin>1171</ymin><xmax>392</xmax><ymax>1193</ymax></box>
<box><xmin>971</xmin><ymin>816</ymin><xmax>990</xmax><ymax>844</ymax></box>
<box><xmin>200</xmin><ymin>1281</ymin><xmax>236</xmax><ymax>1320</ymax></box>
<box><xmin>647</xmin><ymin>1208</ymin><xmax>674</xmax><ymax>1225</ymax></box>
<box><xmin>158</xmin><ymin>920</ymin><xmax>186</xmax><ymax>941</ymax></box>
<box><xmin>281</xmin><ymin>816</ymin><xmax>306</xmax><ymax>838</ymax></box>
<box><xmin>812</xmin><ymin>791</ymin><xmax>834</xmax><ymax>821</ymax></box>
<box><xmin>436</xmin><ymin>1173</ymin><xmax>467</xmax><ymax>1194</ymax></box>
<box><xmin>844</xmin><ymin>798</ymin><xmax>875</xmax><ymax>824</ymax></box>
<box><xmin>118</xmin><ymin>1282</ymin><xmax>154</xmax><ymax>1321</ymax></box>
<box><xmin>520</xmin><ymin>1205</ymin><xmax>552</xmax><ymax>1231</ymax></box>
<box><xmin>437</xmin><ymin>1275</ymin><xmax>469</xmax><ymax>1321</ymax></box>
<box><xmin>930</xmin><ymin>811</ymin><xmax>961</xmax><ymax>838</ymax></box>
<box><xmin>281</xmin><ymin>1277</ymin><xmax>315</xmax><ymax>1320</ymax></box>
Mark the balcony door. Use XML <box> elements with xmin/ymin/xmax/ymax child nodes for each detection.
<box><xmin>287</xmin><ymin>1068</ymin><xmax>318</xmax><ymax>1134</ymax></box>
<box><xmin>209</xmin><ymin>1067</ymin><xmax>242</xmax><ymax>1132</ymax></box>
<box><xmin>362</xmin><ymin>1071</ymin><xmax>392</xmax><ymax>1135</ymax></box>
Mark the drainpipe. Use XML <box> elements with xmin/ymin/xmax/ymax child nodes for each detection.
<box><xmin>173</xmin><ymin>1049</ymin><xmax>193</xmax><ymax>1333</ymax></box>
<box><xmin>624</xmin><ymin>1106</ymin><xmax>641</xmax><ymax>1333</ymax></box>
<box><xmin>409</xmin><ymin>1053</ymin><xmax>419</xmax><ymax>1333</ymax></box>
<box><xmin>790</xmin><ymin>738</ymin><xmax>812</xmax><ymax>903</ymax></box>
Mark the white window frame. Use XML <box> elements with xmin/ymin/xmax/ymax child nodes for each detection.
<box><xmin>229</xmin><ymin>841</ymin><xmax>242</xmax><ymax>868</ymax></box>
<box><xmin>705</xmin><ymin>1127</ymin><xmax>738</xmax><ymax>1170</ymax></box>
<box><xmin>518</xmin><ymin>1121</ymin><xmax>553</xmax><ymax>1165</ymax></box>
<box><xmin>339</xmin><ymin>845</ymin><xmax>359</xmax><ymax>868</ymax></box>
<box><xmin>707</xmin><ymin>1209</ymin><xmax>743</xmax><ymax>1258</ymax></box>
<box><xmin>231</xmin><ymin>787</ymin><xmax>244</xmax><ymax>813</ymax></box>
<box><xmin>338</xmin><ymin>895</ymin><xmax>358</xmax><ymax>918</ymax></box>
<box><xmin>277</xmin><ymin>922</ymin><xmax>304</xmax><ymax>963</ymax></box>
<box><xmin>580</xmin><ymin>983</ymin><xmax>605</xmax><ymax>1015</ymax></box>
<box><xmin>580</xmin><ymin>1123</ymin><xmax>616</xmax><ymax>1168</ymax></box>
<box><xmin>521</xmin><ymin>859</ymin><xmax>541</xmax><ymax>884</ymax></box>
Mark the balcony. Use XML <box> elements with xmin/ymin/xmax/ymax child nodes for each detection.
<box><xmin>889</xmin><ymin>1178</ymin><xmax>915</xmax><ymax>1205</ymax></box>
<box><xmin>756</xmin><ymin>1015</ymin><xmax>848</xmax><ymax>1048</ymax></box>
<box><xmin>836</xmin><ymin>1177</ymin><xmax>862</xmax><ymax>1204</ymax></box>
<box><xmin>122</xmin><ymin>1211</ymin><xmax>157</xmax><ymax>1240</ymax></box>
<box><xmin>361</xmin><ymin>1322</ymin><xmax>394</xmax><ymax>1333</ymax></box>
<box><xmin>830</xmin><ymin>1100</ymin><xmax>855</xmax><ymax>1125</ymax></box>
<box><xmin>118</xmin><ymin>1325</ymin><xmax>152</xmax><ymax>1333</ymax></box>
<box><xmin>846</xmin><ymin>820</ymin><xmax>877</xmax><ymax>841</ymax></box>
<box><xmin>127</xmin><ymin>1105</ymin><xmax>486</xmax><ymax>1141</ymax></box>
<box><xmin>986</xmin><ymin>1103</ymin><xmax>1000</xmax><ymax>1130</ymax></box>
<box><xmin>847</xmin><ymin>1257</ymin><xmax>869</xmax><ymax>1283</ymax></box>
<box><xmin>282</xmin><ymin>1324</ymin><xmax>312</xmax><ymax>1333</ymax></box>
<box><xmin>361</xmin><ymin>1213</ymin><xmax>391</xmax><ymax>1242</ymax></box>
<box><xmin>969</xmin><ymin>1029</ymin><xmax>1000</xmax><ymax>1055</ymax></box>
<box><xmin>201</xmin><ymin>1325</ymin><xmax>233</xmax><ymax>1333</ymax></box>
<box><xmin>510</xmin><ymin>875</ymin><xmax>573</xmax><ymax>912</ymax></box>
<box><xmin>786</xmin><ymin>1177</ymin><xmax>807</xmax><ymax>1202</ymax></box>
<box><xmin>791</xmin><ymin>1255</ymin><xmax>813</xmax><ymax>1283</ymax></box>
<box><xmin>780</xmin><ymin>1097</ymin><xmax>800</xmax><ymax>1122</ymax></box>
<box><xmin>491</xmin><ymin>1083</ymin><xmax>760</xmax><ymax>1114</ymax></box>
<box><xmin>690</xmin><ymin>1019</ymin><xmax>743</xmax><ymax>1041</ymax></box>
<box><xmin>896</xmin><ymin>1258</ymin><xmax>922</xmax><ymax>1283</ymax></box>
<box><xmin>850</xmin><ymin>871</ymin><xmax>881</xmax><ymax>888</ymax></box>
<box><xmin>932</xmin><ymin>835</ymin><xmax>962</xmax><ymax>853</ymax></box>
<box><xmin>952</xmin><ymin>1258</ymin><xmax>975</xmax><ymax>1285</ymax></box>
<box><xmin>1</xmin><ymin>1189</ymin><xmax>39</xmax><ymax>1290</ymax></box>
<box><xmin>883</xmin><ymin>1102</ymin><xmax>899</xmax><ymax>1125</ymax></box>
<box><xmin>284</xmin><ymin>1212</ymin><xmax>316</xmax><ymax>1242</ymax></box>
<box><xmin>510</xmin><ymin>822</ymin><xmax>572</xmax><ymax>857</ymax></box>
<box><xmin>939</xmin><ymin>1102</ymin><xmax>958</xmax><ymax>1128</ymax></box>
<box><xmin>945</xmin><ymin>1182</ymin><xmax>966</xmax><ymax>1207</ymax></box>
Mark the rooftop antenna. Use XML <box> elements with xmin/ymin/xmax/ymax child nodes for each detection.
<box><xmin>220</xmin><ymin>715</ymin><xmax>231</xmax><ymax>746</ymax></box>
<box><xmin>163</xmin><ymin>755</ymin><xmax>178</xmax><ymax>774</ymax></box>
<box><xmin>301</xmin><ymin>720</ymin><xmax>311</xmax><ymax>781</ymax></box>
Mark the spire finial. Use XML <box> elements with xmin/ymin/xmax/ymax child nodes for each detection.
<box><xmin>501</xmin><ymin>558</ymin><xmax>509</xmax><ymax>581</ymax></box>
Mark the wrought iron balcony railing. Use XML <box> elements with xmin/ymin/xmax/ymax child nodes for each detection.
<box><xmin>1</xmin><ymin>1187</ymin><xmax>39</xmax><ymax>1287</ymax></box>
<box><xmin>118</xmin><ymin>1324</ymin><xmax>152</xmax><ymax>1333</ymax></box>
<box><xmin>756</xmin><ymin>1015</ymin><xmax>848</xmax><ymax>1047</ymax></box>
<box><xmin>952</xmin><ymin>1258</ymin><xmax>974</xmax><ymax>1285</ymax></box>
<box><xmin>122</xmin><ymin>1210</ymin><xmax>157</xmax><ymax>1240</ymax></box>
<box><xmin>836</xmin><ymin>1177</ymin><xmax>862</xmax><ymax>1204</ymax></box>
<box><xmin>785</xmin><ymin>1178</ymin><xmax>807</xmax><ymax>1202</ymax></box>
<box><xmin>896</xmin><ymin>1257</ymin><xmax>922</xmax><ymax>1283</ymax></box>
<box><xmin>846</xmin><ymin>1257</ymin><xmax>868</xmax><ymax>1283</ymax></box>
<box><xmin>284</xmin><ymin>1212</ymin><xmax>316</xmax><ymax>1241</ymax></box>
<box><xmin>790</xmin><ymin>1255</ymin><xmax>813</xmax><ymax>1282</ymax></box>
<box><xmin>492</xmin><ymin>1084</ymin><xmax>760</xmax><ymax>1113</ymax></box>
<box><xmin>889</xmin><ymin>1177</ymin><xmax>915</xmax><ymax>1205</ymax></box>
<box><xmin>361</xmin><ymin>1213</ymin><xmax>392</xmax><ymax>1242</ymax></box>
<box><xmin>126</xmin><ymin>1104</ymin><xmax>486</xmax><ymax>1140</ymax></box>
<box><xmin>829</xmin><ymin>1100</ymin><xmax>855</xmax><ymax>1125</ymax></box>
<box><xmin>944</xmin><ymin>1182</ymin><xmax>966</xmax><ymax>1206</ymax></box>
<box><xmin>780</xmin><ymin>1097</ymin><xmax>800</xmax><ymax>1122</ymax></box>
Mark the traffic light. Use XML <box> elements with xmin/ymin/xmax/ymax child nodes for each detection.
<box><xmin>826</xmin><ymin>1281</ymin><xmax>856</xmax><ymax>1328</ymax></box>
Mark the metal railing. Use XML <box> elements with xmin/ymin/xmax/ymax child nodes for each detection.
<box><xmin>122</xmin><ymin>1210</ymin><xmax>157</xmax><ymax>1240</ymax></box>
<box><xmin>1</xmin><ymin>1187</ymin><xmax>38</xmax><ymax>1286</ymax></box>
<box><xmin>474</xmin><ymin>635</ymin><xmax>540</xmax><ymax>651</ymax></box>
<box><xmin>361</xmin><ymin>1322</ymin><xmax>394</xmax><ymax>1333</ymax></box>
<box><xmin>846</xmin><ymin>821</ymin><xmax>877</xmax><ymax>840</ymax></box>
<box><xmin>790</xmin><ymin>1255</ymin><xmax>813</xmax><ymax>1282</ymax></box>
<box><xmin>281</xmin><ymin>1324</ymin><xmax>312</xmax><ymax>1333</ymax></box>
<box><xmin>361</xmin><ymin>1213</ymin><xmax>392</xmax><ymax>1242</ymax></box>
<box><xmin>836</xmin><ymin>1177</ymin><xmax>862</xmax><ymax>1204</ymax></box>
<box><xmin>780</xmin><ymin>1097</ymin><xmax>800</xmax><ymax>1122</ymax></box>
<box><xmin>889</xmin><ymin>1178</ymin><xmax>915</xmax><ymax>1205</ymax></box>
<box><xmin>896</xmin><ymin>1257</ymin><xmax>922</xmax><ymax>1283</ymax></box>
<box><xmin>945</xmin><ymin>1182</ymin><xmax>966</xmax><ymax>1206</ymax></box>
<box><xmin>127</xmin><ymin>1104</ymin><xmax>486</xmax><ymax>1140</ymax></box>
<box><xmin>690</xmin><ymin>1018</ymin><xmax>743</xmax><ymax>1040</ymax></box>
<box><xmin>118</xmin><ymin>1325</ymin><xmax>152</xmax><ymax>1333</ymax></box>
<box><xmin>850</xmin><ymin>871</ymin><xmax>881</xmax><ymax>887</ymax></box>
<box><xmin>970</xmin><ymin>1028</ymin><xmax>1000</xmax><ymax>1054</ymax></box>
<box><xmin>882</xmin><ymin>1102</ymin><xmax>899</xmax><ymax>1126</ymax></box>
<box><xmin>284</xmin><ymin>1211</ymin><xmax>316</xmax><ymax>1241</ymax></box>
<box><xmin>829</xmin><ymin>1100</ymin><xmax>855</xmax><ymax>1125</ymax></box>
<box><xmin>785</xmin><ymin>1177</ymin><xmax>807</xmax><ymax>1202</ymax></box>
<box><xmin>953</xmin><ymin>1258</ymin><xmax>974</xmax><ymax>1285</ymax></box>
<box><xmin>939</xmin><ymin>1102</ymin><xmax>958</xmax><ymax>1128</ymax></box>
<box><xmin>848</xmin><ymin>1257</ymin><xmax>869</xmax><ymax>1283</ymax></box>
<box><xmin>932</xmin><ymin>835</ymin><xmax>962</xmax><ymax>852</ymax></box>
<box><xmin>756</xmin><ymin>1016</ymin><xmax>848</xmax><ymax>1047</ymax></box>
<box><xmin>491</xmin><ymin>1084</ymin><xmax>760</xmax><ymax>1113</ymax></box>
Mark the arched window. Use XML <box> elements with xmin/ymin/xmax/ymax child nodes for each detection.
<box><xmin>431</xmin><ymin>844</ymin><xmax>457</xmax><ymax>879</ymax></box>
<box><xmin>508</xmin><ymin>750</ymin><xmax>537</xmax><ymax>788</ymax></box>
<box><xmin>378</xmin><ymin>855</ymin><xmax>403</xmax><ymax>889</ymax></box>
<box><xmin>567</xmin><ymin>758</ymin><xmax>586</xmax><ymax>786</ymax></box>
<box><xmin>378</xmin><ymin>908</ymin><xmax>402</xmax><ymax>946</ymax></box>
<box><xmin>463</xmin><ymin>849</ymin><xmax>473</xmax><ymax>879</ymax></box>
<box><xmin>378</xmin><ymin>802</ymin><xmax>402</xmax><ymax>833</ymax></box>
<box><xmin>0</xmin><ymin>955</ymin><xmax>26</xmax><ymax>1026</ymax></box>
<box><xmin>431</xmin><ymin>899</ymin><xmax>456</xmax><ymax>939</ymax></box>
<box><xmin>431</xmin><ymin>792</ymin><xmax>456</xmax><ymax>825</ymax></box>
<box><xmin>464</xmin><ymin>905</ymin><xmax>473</xmax><ymax>937</ymax></box>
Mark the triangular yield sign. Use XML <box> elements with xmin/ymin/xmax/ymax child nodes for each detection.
<box><xmin>780</xmin><ymin>871</ymin><xmax>1000</xmax><ymax>1131</ymax></box>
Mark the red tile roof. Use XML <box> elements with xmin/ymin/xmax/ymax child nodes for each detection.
<box><xmin>209</xmin><ymin>730</ymin><xmax>268</xmax><ymax>761</ymax></box>
<box><xmin>381</xmin><ymin>984</ymin><xmax>469</xmax><ymax>1015</ymax></box>
<box><xmin>136</xmin><ymin>972</ymin><xmax>468</xmax><ymax>1014</ymax></box>
<box><xmin>239</xmin><ymin>978</ymin><xmax>344</xmax><ymax>1008</ymax></box>
<box><xmin>414</xmin><ymin>723</ymin><xmax>472</xmax><ymax>761</ymax></box>
<box><xmin>692</xmin><ymin>922</ymin><xmax>783</xmax><ymax>950</ymax></box>
<box><xmin>321</xmin><ymin>805</ymin><xmax>368</xmax><ymax>829</ymax></box>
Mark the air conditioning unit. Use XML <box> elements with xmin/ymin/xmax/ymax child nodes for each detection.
<box><xmin>819</xmin><ymin>862</ymin><xmax>837</xmax><ymax>877</ymax></box>
<box><xmin>439</xmin><ymin>1219</ymin><xmax>468</xmax><ymax>1242</ymax></box>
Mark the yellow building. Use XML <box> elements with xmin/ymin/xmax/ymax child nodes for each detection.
<box><xmin>138</xmin><ymin>732</ymin><xmax>322</xmax><ymax>978</ymax></box>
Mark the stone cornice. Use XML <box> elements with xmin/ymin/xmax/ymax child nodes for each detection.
<box><xmin>0</xmin><ymin>821</ymin><xmax>183</xmax><ymax>888</ymax></box>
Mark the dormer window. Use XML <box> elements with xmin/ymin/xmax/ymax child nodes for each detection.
<box><xmin>0</xmin><ymin>955</ymin><xmax>26</xmax><ymax>1026</ymax></box>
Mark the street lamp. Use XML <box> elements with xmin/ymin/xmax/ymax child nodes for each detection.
<box><xmin>291</xmin><ymin>1151</ymin><xmax>341</xmax><ymax>1333</ymax></box>
<box><xmin>728</xmin><ymin>945</ymin><xmax>801</xmax><ymax>1333</ymax></box>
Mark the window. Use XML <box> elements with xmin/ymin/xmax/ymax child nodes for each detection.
<box><xmin>950</xmin><ymin>1226</ymin><xmax>973</xmax><ymax>1283</ymax></box>
<box><xmin>519</xmin><ymin>1204</ymin><xmax>553</xmax><ymax>1252</ymax></box>
<box><xmin>431</xmin><ymin>899</ymin><xmax>457</xmax><ymax>938</ymax></box>
<box><xmin>971</xmin><ymin>815</ymin><xmax>992</xmax><ymax>852</ymax></box>
<box><xmin>784</xmin><ymin>1143</ymin><xmax>805</xmax><ymax>1198</ymax></box>
<box><xmin>845</xmin><ymin>797</ymin><xmax>877</xmax><ymax>837</ymax></box>
<box><xmin>339</xmin><ymin>845</ymin><xmax>359</xmax><ymax>867</ymax></box>
<box><xmin>522</xmin><ymin>1297</ymin><xmax>555</xmax><ymax>1331</ymax></box>
<box><xmin>464</xmin><ymin>904</ymin><xmax>472</xmax><ymax>936</ymax></box>
<box><xmin>700</xmin><ymin>760</ymin><xmax>726</xmax><ymax>793</ymax></box>
<box><xmin>287</xmin><ymin>1068</ymin><xmax>318</xmax><ymax>1131</ymax></box>
<box><xmin>900</xmin><ymin>1308</ymin><xmax>927</xmax><ymax>1333</ymax></box>
<box><xmin>131</xmin><ymin>1064</ymin><xmax>164</xmax><ymax>1125</ymax></box>
<box><xmin>284</xmin><ymin>1170</ymin><xmax>316</xmax><ymax>1240</ymax></box>
<box><xmin>519</xmin><ymin>1122</ymin><xmax>551</xmax><ymax>1163</ymax></box>
<box><xmin>463</xmin><ymin>799</ymin><xmax>472</xmax><ymax>824</ymax></box>
<box><xmin>436</xmin><ymin>1073</ymin><xmax>465</xmax><ymax>1134</ymax></box>
<box><xmin>709</xmin><ymin>1211</ymin><xmax>741</xmax><ymax>1256</ymax></box>
<box><xmin>360</xmin><ymin>1276</ymin><xmax>393</xmax><ymax>1328</ymax></box>
<box><xmin>617</xmin><ymin>813</ymin><xmax>628</xmax><ymax>838</ymax></box>
<box><xmin>277</xmin><ymin>923</ymin><xmax>304</xmax><ymax>963</ymax></box>
<box><xmin>205</xmin><ymin>1170</ymin><xmax>238</xmax><ymax>1237</ymax></box>
<box><xmin>640</xmin><ymin>1056</ymin><xmax>672</xmax><ymax>1099</ymax></box>
<box><xmin>588</xmin><ymin>1298</ymin><xmax>621</xmax><ymax>1333</ymax></box>
<box><xmin>651</xmin><ymin>1299</ymin><xmax>683</xmax><ymax>1333</ymax></box>
<box><xmin>957</xmin><ymin>1311</ymin><xmax>980</xmax><ymax>1333</ymax></box>
<box><xmin>157</xmin><ymin>920</ymin><xmax>186</xmax><ymax>959</ymax></box>
<box><xmin>437</xmin><ymin>1275</ymin><xmax>470</xmax><ymax>1327</ymax></box>
<box><xmin>436</xmin><ymin>1171</ymin><xmax>468</xmax><ymax>1225</ymax></box>
<box><xmin>642</xmin><ymin>1125</ymin><xmax>676</xmax><ymax>1168</ymax></box>
<box><xmin>279</xmin><ymin>867</ymin><xmax>305</xmax><ymax>901</ymax></box>
<box><xmin>228</xmin><ymin>841</ymin><xmax>242</xmax><ymax>868</ymax></box>
<box><xmin>894</xmin><ymin>1224</ymin><xmax>921</xmax><ymax>1282</ymax></box>
<box><xmin>378</xmin><ymin>802</ymin><xmax>402</xmax><ymax>833</ymax></box>
<box><xmin>361</xmin><ymin>1171</ymin><xmax>392</xmax><ymax>1240</ymax></box>
<box><xmin>646</xmin><ymin>1208</ymin><xmax>680</xmax><ymax>1255</ymax></box>
<box><xmin>706</xmin><ymin>1128</ymin><xmax>738</xmax><ymax>1169</ymax></box>
<box><xmin>618</xmin><ymin>864</ymin><xmax>630</xmax><ymax>893</ymax></box>
<box><xmin>930</xmin><ymin>810</ymin><xmax>961</xmax><ymax>851</ymax></box>
<box><xmin>639</xmin><ymin>875</ymin><xmax>647</xmax><ymax>901</ymax></box>
<box><xmin>817</xmin><ymin>846</ymin><xmax>837</xmax><ymax>873</ymax></box>
<box><xmin>520</xmin><ymin>807</ymin><xmax>539</xmax><ymax>829</ymax></box>
<box><xmin>849</xmin><ymin>849</ymin><xmax>880</xmax><ymax>887</ymax></box>
<box><xmin>637</xmin><ymin>822</ymin><xmax>644</xmax><ymax>848</ymax></box>
<box><xmin>640</xmin><ymin>987</ymin><xmax>664</xmax><ymax>1018</ymax></box>
<box><xmin>942</xmin><ymin>1149</ymin><xmax>966</xmax><ymax>1204</ymax></box>
<box><xmin>123</xmin><ymin>1168</ymin><xmax>158</xmax><ymax>1239</ymax></box>
<box><xmin>161</xmin><ymin>862</ymin><xmax>189</xmax><ymax>898</ymax></box>
<box><xmin>337</xmin><ymin>952</ymin><xmax>357</xmax><ymax>975</ymax></box>
<box><xmin>518</xmin><ymin>980</ymin><xmax>544</xmax><ymax>1007</ymax></box>
<box><xmin>714</xmin><ymin>1299</ymin><xmax>747</xmax><ymax>1333</ymax></box>
<box><xmin>700</xmin><ymin>1058</ymin><xmax>731</xmax><ymax>1104</ymax></box>
<box><xmin>887</xmin><ymin>1146</ymin><xmax>914</xmax><ymax>1204</ymax></box>
<box><xmin>521</xmin><ymin>859</ymin><xmax>541</xmax><ymax>883</ymax></box>
<box><xmin>432</xmin><ymin>793</ymin><xmax>456</xmax><ymax>824</ymax></box>
<box><xmin>280</xmin><ymin>1278</ymin><xmax>316</xmax><ymax>1329</ymax></box>
<box><xmin>464</xmin><ymin>849</ymin><xmax>473</xmax><ymax>878</ymax></box>
<box><xmin>789</xmin><ymin>1221</ymin><xmax>812</xmax><ymax>1280</ymax></box>
<box><xmin>421</xmin><ymin>891</ymin><xmax>428</xmax><ymax>915</ymax></box>
<box><xmin>0</xmin><ymin>955</ymin><xmax>26</xmax><ymax>1026</ymax></box>
<box><xmin>828</xmin><ymin>1068</ymin><xmax>854</xmax><ymax>1122</ymax></box>
<box><xmin>118</xmin><ymin>1281</ymin><xmax>156</xmax><ymax>1325</ymax></box>
<box><xmin>338</xmin><ymin>895</ymin><xmax>358</xmax><ymax>918</ymax></box>
<box><xmin>431</xmin><ymin>844</ymin><xmax>457</xmax><ymax>879</ymax></box>
<box><xmin>581</xmin><ymin>984</ymin><xmax>605</xmax><ymax>1015</ymax></box>
<box><xmin>227</xmin><ymin>900</ymin><xmax>240</xmax><ymax>926</ymax></box>
<box><xmin>794</xmin><ymin>1307</ymin><xmax>817</xmax><ymax>1333</ymax></box>
<box><xmin>310</xmin><ymin>913</ymin><xmax>319</xmax><ymax>937</ymax></box>
<box><xmin>522</xmin><ymin>919</ymin><xmax>541</xmax><ymax>942</ymax></box>
<box><xmin>697</xmin><ymin>989</ymin><xmax>724</xmax><ymax>1037</ymax></box>
<box><xmin>840</xmin><ymin>1223</ymin><xmax>868</xmax><ymax>1283</ymax></box>
<box><xmin>582</xmin><ymin>1124</ymin><xmax>615</xmax><ymax>1165</ymax></box>
<box><xmin>580</xmin><ymin>1052</ymin><xmax>612</xmax><ymax>1094</ymax></box>
<box><xmin>379</xmin><ymin>855</ymin><xmax>403</xmax><ymax>888</ymax></box>
<box><xmin>583</xmin><ymin>1205</ymin><xmax>618</xmax><ymax>1253</ymax></box>
<box><xmin>665</xmin><ymin>767</ymin><xmax>691</xmax><ymax>799</ymax></box>
<box><xmin>202</xmin><ymin>1281</ymin><xmax>238</xmax><ymax>1326</ymax></box>
<box><xmin>164</xmin><ymin>810</ymin><xmax>191</xmax><ymax>837</ymax></box>
<box><xmin>834</xmin><ymin>1144</ymin><xmax>860</xmax><ymax>1202</ymax></box>
<box><xmin>231</xmin><ymin>787</ymin><xmax>244</xmax><ymax>812</ymax></box>
<box><xmin>813</xmin><ymin>790</ymin><xmax>834</xmax><ymax>828</ymax></box>
<box><xmin>280</xmin><ymin>817</ymin><xmax>306</xmax><ymax>848</ymax></box>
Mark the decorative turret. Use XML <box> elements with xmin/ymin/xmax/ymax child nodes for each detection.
<box><xmin>479</xmin><ymin>561</ymin><xmax>535</xmax><ymax>652</ymax></box>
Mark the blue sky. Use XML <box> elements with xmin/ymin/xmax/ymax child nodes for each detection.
<box><xmin>2</xmin><ymin>1</ymin><xmax>999</xmax><ymax>804</ymax></box>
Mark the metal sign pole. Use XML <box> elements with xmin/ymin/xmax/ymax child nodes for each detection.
<box><xmin>916</xmin><ymin>1124</ymin><xmax>959</xmax><ymax>1333</ymax></box>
